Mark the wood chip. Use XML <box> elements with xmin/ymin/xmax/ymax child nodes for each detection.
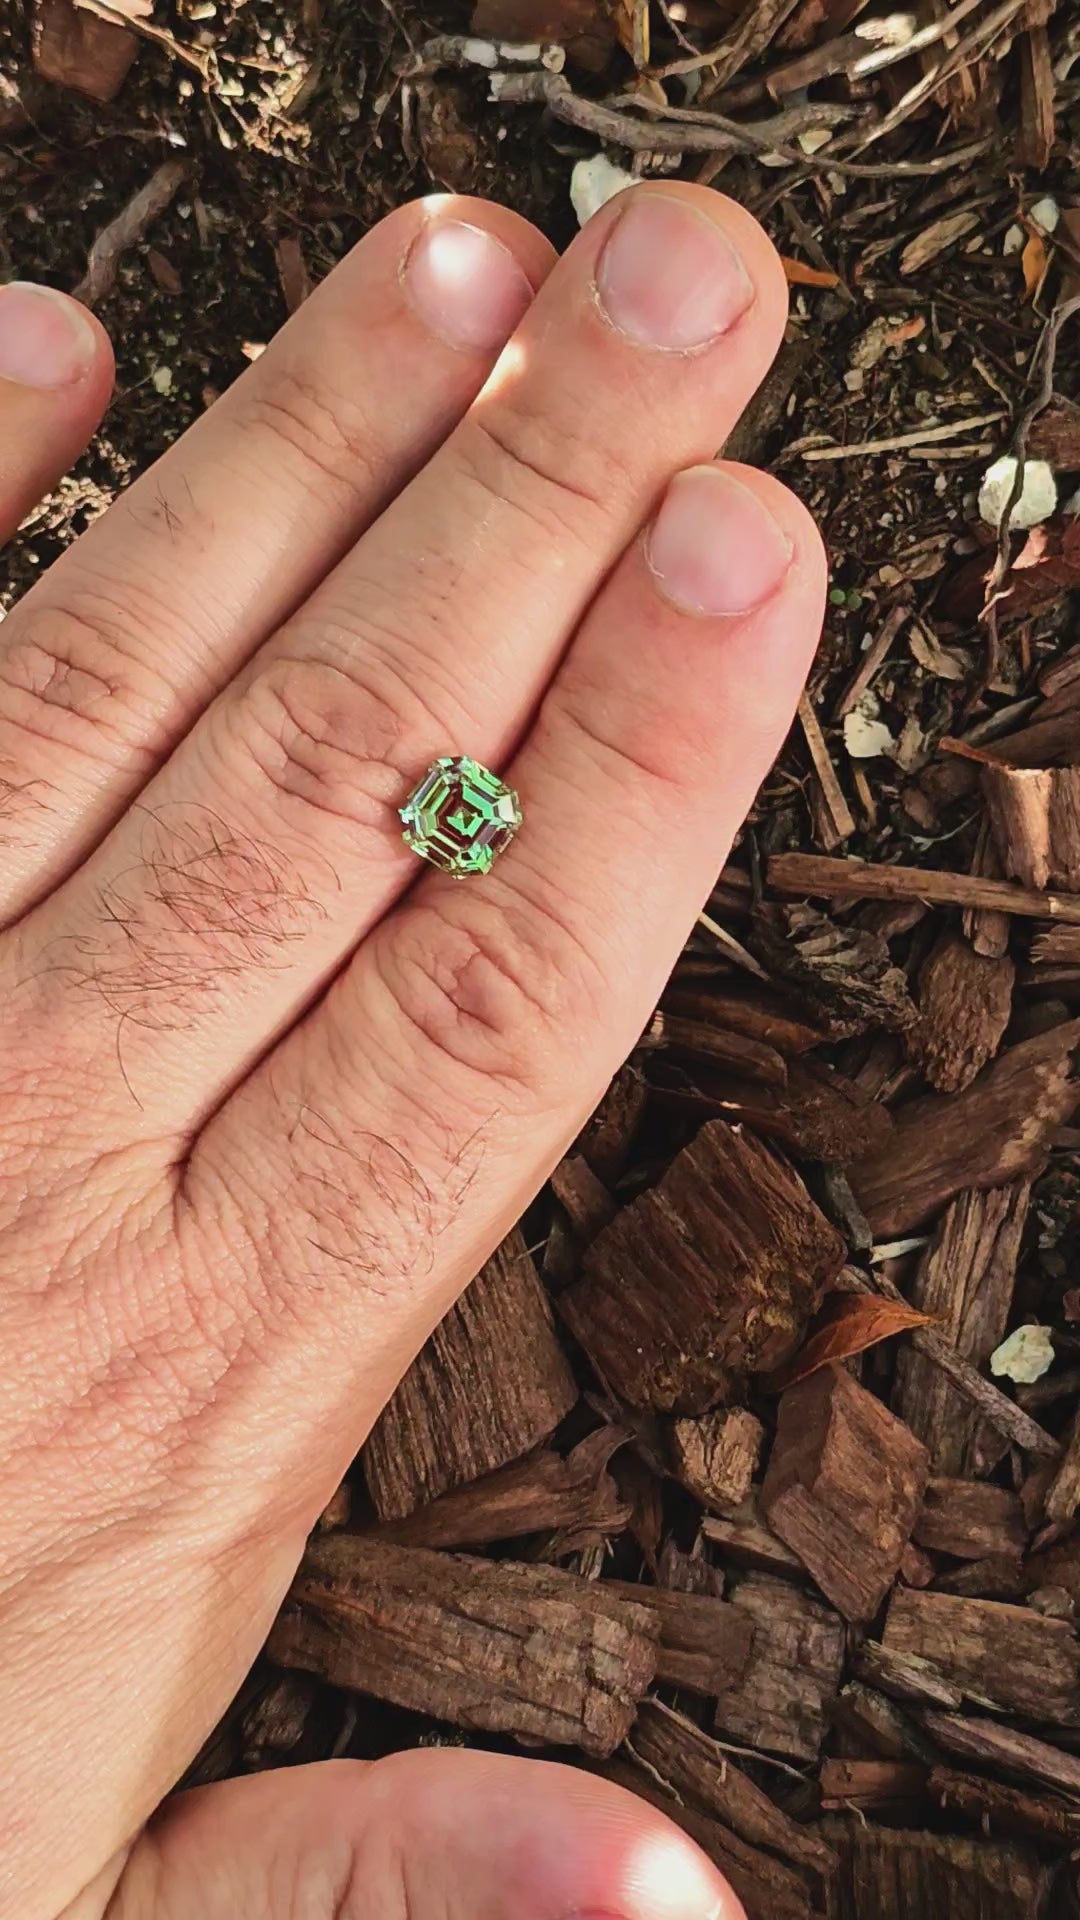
<box><xmin>823</xmin><ymin>1819</ymin><xmax>1052</xmax><ymax>1920</ymax></box>
<box><xmin>470</xmin><ymin>0</ymin><xmax>616</xmax><ymax>70</ymax></box>
<box><xmin>749</xmin><ymin>900</ymin><xmax>916</xmax><ymax>1037</ymax></box>
<box><xmin>1043</xmin><ymin>1408</ymin><xmax>1080</xmax><ymax>1528</ymax></box>
<box><xmin>560</xmin><ymin>1121</ymin><xmax>844</xmax><ymax>1413</ymax></box>
<box><xmin>1015</xmin><ymin>15</ymin><xmax>1056</xmax><ymax>170</ymax></box>
<box><xmin>905</xmin><ymin>932</ymin><xmax>1014</xmax><ymax>1093</ymax></box>
<box><xmin>73</xmin><ymin>159</ymin><xmax>188</xmax><ymax>308</ymax></box>
<box><xmin>602</xmin><ymin>1580</ymin><xmax>755</xmax><ymax>1694</ymax></box>
<box><xmin>930</xmin><ymin>1766</ymin><xmax>1080</xmax><ymax>1847</ymax></box>
<box><xmin>31</xmin><ymin>0</ymin><xmax>145</xmax><ymax>100</ymax></box>
<box><xmin>577</xmin><ymin>1064</ymin><xmax>646</xmax><ymax>1183</ymax></box>
<box><xmin>850</xmin><ymin>1021</ymin><xmax>1080</xmax><ymax>1236</ymax></box>
<box><xmin>912</xmin><ymin>1478</ymin><xmax>1027</xmax><ymax>1560</ymax></box>
<box><xmin>893</xmin><ymin>1183</ymin><xmax>1031</xmax><ymax>1476</ymax></box>
<box><xmin>768</xmin><ymin>850</ymin><xmax>1080</xmax><ymax>924</ymax></box>
<box><xmin>922</xmin><ymin>1710</ymin><xmax>1080</xmax><ymax>1797</ymax></box>
<box><xmin>669</xmin><ymin>1408</ymin><xmax>764</xmax><ymax>1514</ymax></box>
<box><xmin>363</xmin><ymin>1227</ymin><xmax>576</xmax><ymax>1521</ymax></box>
<box><xmin>714</xmin><ymin>1574</ymin><xmax>845</xmax><ymax>1762</ymax></box>
<box><xmin>819</xmin><ymin>1758</ymin><xmax>927</xmax><ymax>1811</ymax></box>
<box><xmin>882</xmin><ymin>1588</ymin><xmax>1080</xmax><ymax>1725</ymax></box>
<box><xmin>899</xmin><ymin>207</ymin><xmax>983</xmax><ymax>275</ymax></box>
<box><xmin>798</xmin><ymin>691</ymin><xmax>856</xmax><ymax>848</ymax></box>
<box><xmin>268</xmin><ymin>1535</ymin><xmax>659</xmax><ymax>1756</ymax></box>
<box><xmin>630</xmin><ymin>1699</ymin><xmax>836</xmax><ymax>1877</ymax></box>
<box><xmin>983</xmin><ymin>764</ymin><xmax>1080</xmax><ymax>892</ymax></box>
<box><xmin>368</xmin><ymin>1429</ymin><xmax>631</xmax><ymax>1551</ymax></box>
<box><xmin>762</xmin><ymin>1365</ymin><xmax>929</xmax><ymax>1621</ymax></box>
<box><xmin>701</xmin><ymin>1503</ymin><xmax>808</xmax><ymax>1579</ymax></box>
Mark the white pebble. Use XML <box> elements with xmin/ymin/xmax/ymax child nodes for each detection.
<box><xmin>150</xmin><ymin>366</ymin><xmax>174</xmax><ymax>394</ymax></box>
<box><xmin>1029</xmin><ymin>194</ymin><xmax>1060</xmax><ymax>233</ymax></box>
<box><xmin>570</xmin><ymin>155</ymin><xmax>639</xmax><ymax>229</ymax></box>
<box><xmin>978</xmin><ymin>454</ymin><xmax>1057</xmax><ymax>530</ymax></box>
<box><xmin>990</xmin><ymin>1324</ymin><xmax>1054</xmax><ymax>1385</ymax></box>
<box><xmin>843</xmin><ymin>691</ymin><xmax>896</xmax><ymax>760</ymax></box>
<box><xmin>1003</xmin><ymin>223</ymin><xmax>1025</xmax><ymax>256</ymax></box>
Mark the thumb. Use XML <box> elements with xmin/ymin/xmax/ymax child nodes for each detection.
<box><xmin>68</xmin><ymin>1749</ymin><xmax>746</xmax><ymax>1920</ymax></box>
<box><xmin>0</xmin><ymin>282</ymin><xmax>114</xmax><ymax>542</ymax></box>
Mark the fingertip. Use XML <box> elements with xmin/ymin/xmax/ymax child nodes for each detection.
<box><xmin>0</xmin><ymin>281</ymin><xmax>113</xmax><ymax>399</ymax></box>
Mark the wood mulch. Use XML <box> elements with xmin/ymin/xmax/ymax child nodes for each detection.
<box><xmin>6</xmin><ymin>0</ymin><xmax>1080</xmax><ymax>1912</ymax></box>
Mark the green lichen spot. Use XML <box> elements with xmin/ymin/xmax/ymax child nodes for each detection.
<box><xmin>400</xmin><ymin>756</ymin><xmax>522</xmax><ymax>878</ymax></box>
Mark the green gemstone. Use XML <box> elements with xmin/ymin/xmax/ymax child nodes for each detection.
<box><xmin>400</xmin><ymin>755</ymin><xmax>522</xmax><ymax>877</ymax></box>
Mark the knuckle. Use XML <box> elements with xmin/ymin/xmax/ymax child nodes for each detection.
<box><xmin>239</xmin><ymin>364</ymin><xmax>379</xmax><ymax>505</ymax></box>
<box><xmin>455</xmin><ymin>392</ymin><xmax>616</xmax><ymax>545</ymax></box>
<box><xmin>230</xmin><ymin>654</ymin><xmax>415</xmax><ymax>837</ymax></box>
<box><xmin>375</xmin><ymin>889</ymin><xmax>601</xmax><ymax>1100</ymax></box>
<box><xmin>0</xmin><ymin>595</ymin><xmax>163</xmax><ymax>768</ymax></box>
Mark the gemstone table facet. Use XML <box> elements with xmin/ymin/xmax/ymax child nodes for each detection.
<box><xmin>399</xmin><ymin>756</ymin><xmax>522</xmax><ymax>877</ymax></box>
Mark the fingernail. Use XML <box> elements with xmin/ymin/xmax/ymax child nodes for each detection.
<box><xmin>0</xmin><ymin>282</ymin><xmax>97</xmax><ymax>388</ymax></box>
<box><xmin>596</xmin><ymin>194</ymin><xmax>753</xmax><ymax>350</ymax></box>
<box><xmin>647</xmin><ymin>466</ymin><xmax>793</xmax><ymax>615</ymax></box>
<box><xmin>403</xmin><ymin>220</ymin><xmax>534</xmax><ymax>353</ymax></box>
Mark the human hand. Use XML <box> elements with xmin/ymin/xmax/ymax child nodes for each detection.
<box><xmin>0</xmin><ymin>186</ymin><xmax>824</xmax><ymax>1920</ymax></box>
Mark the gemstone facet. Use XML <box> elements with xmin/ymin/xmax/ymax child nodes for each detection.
<box><xmin>400</xmin><ymin>755</ymin><xmax>522</xmax><ymax>878</ymax></box>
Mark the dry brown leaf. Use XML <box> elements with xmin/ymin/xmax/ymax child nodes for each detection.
<box><xmin>782</xmin><ymin>256</ymin><xmax>840</xmax><ymax>289</ymax></box>
<box><xmin>765</xmin><ymin>1294</ymin><xmax>937</xmax><ymax>1392</ymax></box>
<box><xmin>1022</xmin><ymin>230</ymin><xmax>1049</xmax><ymax>303</ymax></box>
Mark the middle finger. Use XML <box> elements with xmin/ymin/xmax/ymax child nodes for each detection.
<box><xmin>18</xmin><ymin>185</ymin><xmax>787</xmax><ymax>1140</ymax></box>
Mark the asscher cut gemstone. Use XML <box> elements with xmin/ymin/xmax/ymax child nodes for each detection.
<box><xmin>400</xmin><ymin>755</ymin><xmax>522</xmax><ymax>877</ymax></box>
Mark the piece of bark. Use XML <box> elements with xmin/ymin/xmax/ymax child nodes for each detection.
<box><xmin>695</xmin><ymin>1054</ymin><xmax>893</xmax><ymax>1165</ymax></box>
<box><xmin>899</xmin><ymin>1542</ymin><xmax>935</xmax><ymax>1588</ymax></box>
<box><xmin>560</xmin><ymin>1121</ymin><xmax>844</xmax><ymax>1414</ymax></box>
<box><xmin>577</xmin><ymin>1064</ymin><xmax>646</xmax><ymax>1184</ymax></box>
<box><xmin>669</xmin><ymin>1409</ymin><xmax>764</xmax><ymax>1514</ymax></box>
<box><xmin>798</xmin><ymin>690</ymin><xmax>855</xmax><ymax>850</ymax></box>
<box><xmin>856</xmin><ymin>1641</ymin><xmax>963</xmax><ymax>1709</ymax></box>
<box><xmin>550</xmin><ymin>1154</ymin><xmax>616</xmax><ymax>1243</ymax></box>
<box><xmin>1016</xmin><ymin>16</ymin><xmax>1056</xmax><ymax>170</ymax></box>
<box><xmin>1043</xmin><ymin>1408</ymin><xmax>1080</xmax><ymax>1528</ymax></box>
<box><xmin>602</xmin><ymin>1581</ymin><xmax>754</xmax><ymax>1695</ymax></box>
<box><xmin>892</xmin><ymin>1184</ymin><xmax>1032</xmax><ymax>1475</ymax></box>
<box><xmin>935</xmin><ymin>1553</ymin><xmax>1026</xmax><ymax>1599</ymax></box>
<box><xmin>883</xmin><ymin>1588</ymin><xmax>1080</xmax><ymax>1725</ymax></box>
<box><xmin>906</xmin><ymin>933</ymin><xmax>1014</xmax><ymax>1093</ymax></box>
<box><xmin>748</xmin><ymin>901</ymin><xmax>916</xmax><ymax>1038</ymax></box>
<box><xmin>913</xmin><ymin>1479</ymin><xmax>1027</xmax><ymax>1561</ymax></box>
<box><xmin>656</xmin><ymin>1536</ymin><xmax>726</xmax><ymax>1597</ymax></box>
<box><xmin>268</xmin><ymin>1535</ymin><xmax>658</xmax><ymax>1757</ymax></box>
<box><xmin>1029</xmin><ymin>398</ymin><xmax>1080</xmax><ymax>472</ymax></box>
<box><xmin>850</xmin><ymin>1022</ymin><xmax>1080</xmax><ymax>1236</ymax></box>
<box><xmin>663</xmin><ymin>984</ymin><xmax>829</xmax><ymax>1054</ymax></box>
<box><xmin>834</xmin><ymin>1682</ymin><xmax>940</xmax><ymax>1763</ymax></box>
<box><xmin>1029</xmin><ymin>923</ymin><xmax>1080</xmax><ymax>967</ymax></box>
<box><xmin>240</xmin><ymin>1671</ymin><xmax>322</xmax><ymax>1771</ymax></box>
<box><xmin>768</xmin><ymin>851</ymin><xmax>1080</xmax><ymax>925</ymax></box>
<box><xmin>470</xmin><ymin>0</ymin><xmax>616</xmax><ymax>70</ymax></box>
<box><xmin>930</xmin><ymin>1766</ymin><xmax>1080</xmax><ymax>1846</ymax></box>
<box><xmin>369</xmin><ymin>1429</ymin><xmax>630</xmax><ymax>1551</ymax></box>
<box><xmin>714</xmin><ymin>1574</ymin><xmax>845</xmax><ymax>1762</ymax></box>
<box><xmin>819</xmin><ymin>1759</ymin><xmax>927</xmax><ymax>1811</ymax></box>
<box><xmin>600</xmin><ymin>1758</ymin><xmax>815</xmax><ymax>1920</ymax></box>
<box><xmin>984</xmin><ymin>764</ymin><xmax>1080</xmax><ymax>893</ymax></box>
<box><xmin>964</xmin><ymin>817</ymin><xmax>1012</xmax><ymax>959</ymax></box>
<box><xmin>822</xmin><ymin>1819</ymin><xmax>1052</xmax><ymax>1920</ymax></box>
<box><xmin>645</xmin><ymin>1010</ymin><xmax>788</xmax><ymax>1086</ymax></box>
<box><xmin>923</xmin><ymin>1709</ymin><xmax>1080</xmax><ymax>1797</ymax></box>
<box><xmin>701</xmin><ymin>1502</ymin><xmax>807</xmax><ymax>1579</ymax></box>
<box><xmin>722</xmin><ymin>330</ymin><xmax>810</xmax><ymax>467</ymax></box>
<box><xmin>629</xmin><ymin>1699</ymin><xmax>836</xmax><ymax>1879</ymax></box>
<box><xmin>762</xmin><ymin>1366</ymin><xmax>929</xmax><ymax>1622</ymax></box>
<box><xmin>32</xmin><ymin>0</ymin><xmax>144</xmax><ymax>101</ymax></box>
<box><xmin>364</xmin><ymin>1229</ymin><xmax>577</xmax><ymax>1521</ymax></box>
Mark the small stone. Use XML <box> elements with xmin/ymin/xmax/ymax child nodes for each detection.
<box><xmin>990</xmin><ymin>1324</ymin><xmax>1054</xmax><ymax>1385</ymax></box>
<box><xmin>978</xmin><ymin>455</ymin><xmax>1057</xmax><ymax>531</ymax></box>
<box><xmin>400</xmin><ymin>755</ymin><xmax>522</xmax><ymax>878</ymax></box>
<box><xmin>570</xmin><ymin>154</ymin><xmax>638</xmax><ymax>229</ymax></box>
